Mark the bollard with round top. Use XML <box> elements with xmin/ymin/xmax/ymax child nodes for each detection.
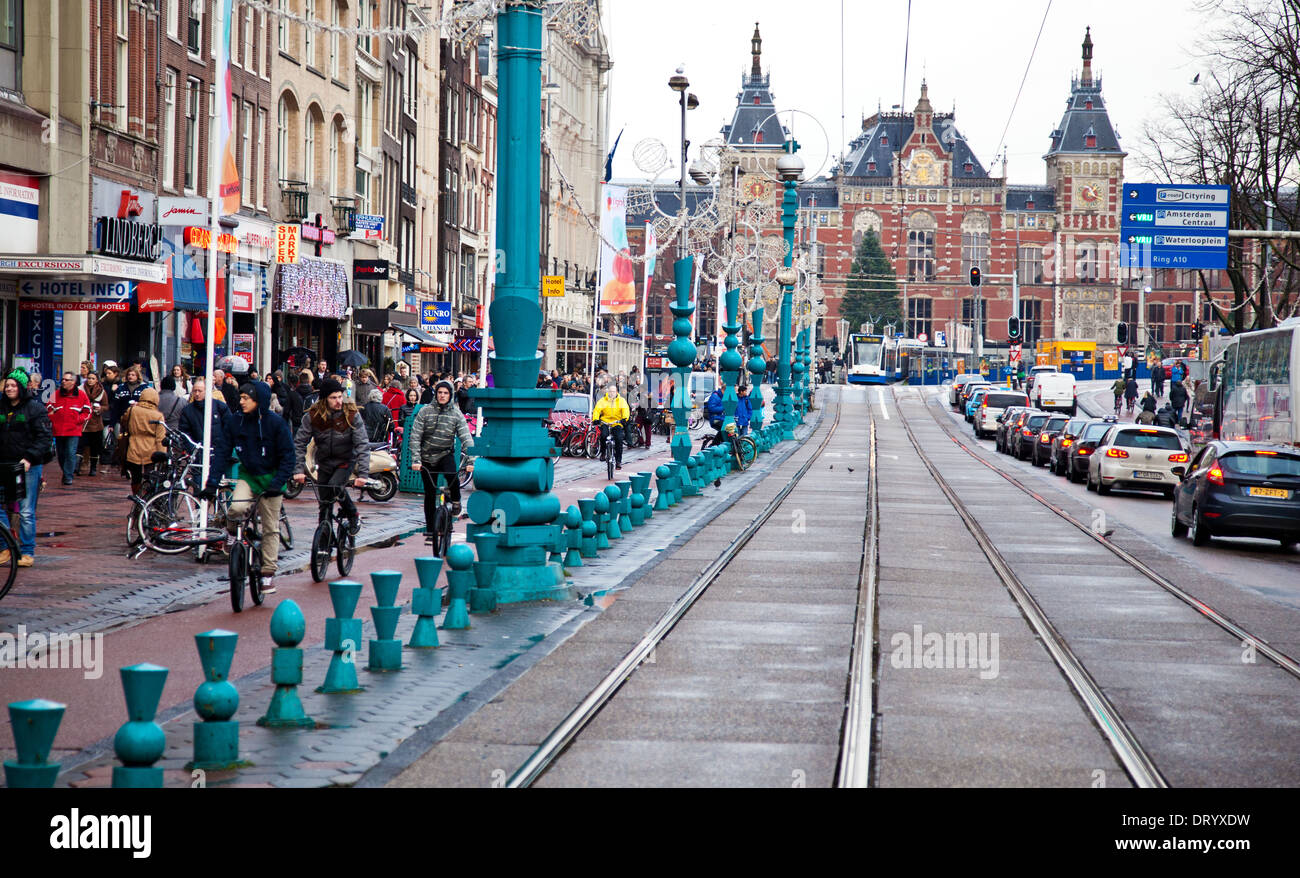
<box><xmin>112</xmin><ymin>663</ymin><xmax>169</xmax><ymax>787</ymax></box>
<box><xmin>192</xmin><ymin>629</ymin><xmax>242</xmax><ymax>770</ymax></box>
<box><xmin>5</xmin><ymin>699</ymin><xmax>66</xmax><ymax>788</ymax></box>
<box><xmin>653</xmin><ymin>465</ymin><xmax>672</xmax><ymax>511</ymax></box>
<box><xmin>409</xmin><ymin>557</ymin><xmax>444</xmax><ymax>648</ymax></box>
<box><xmin>368</xmin><ymin>570</ymin><xmax>404</xmax><ymax>672</ymax></box>
<box><xmin>441</xmin><ymin>544</ymin><xmax>475</xmax><ymax>629</ymax></box>
<box><xmin>593</xmin><ymin>491</ymin><xmax>611</xmax><ymax>550</ymax></box>
<box><xmin>634</xmin><ymin>472</ymin><xmax>654</xmax><ymax>520</ymax></box>
<box><xmin>602</xmin><ymin>485</ymin><xmax>623</xmax><ymax>541</ymax></box>
<box><xmin>319</xmin><ymin>581</ymin><xmax>365</xmax><ymax>694</ymax></box>
<box><xmin>563</xmin><ymin>505</ymin><xmax>583</xmax><ymax>568</ymax></box>
<box><xmin>259</xmin><ymin>600</ymin><xmax>315</xmax><ymax>728</ymax></box>
<box><xmin>577</xmin><ymin>497</ymin><xmax>598</xmax><ymax>557</ymax></box>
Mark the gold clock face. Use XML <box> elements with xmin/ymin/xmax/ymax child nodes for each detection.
<box><xmin>905</xmin><ymin>149</ymin><xmax>938</xmax><ymax>186</ymax></box>
<box><xmin>1076</xmin><ymin>180</ymin><xmax>1103</xmax><ymax>207</ymax></box>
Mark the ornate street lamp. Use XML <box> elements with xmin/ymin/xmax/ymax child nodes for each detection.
<box><xmin>773</xmin><ymin>143</ymin><xmax>804</xmax><ymax>441</ymax></box>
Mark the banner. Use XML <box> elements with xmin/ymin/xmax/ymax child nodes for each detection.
<box><xmin>641</xmin><ymin>221</ymin><xmax>656</xmax><ymax>340</ymax></box>
<box><xmin>216</xmin><ymin>0</ymin><xmax>241</xmax><ymax>213</ymax></box>
<box><xmin>597</xmin><ymin>184</ymin><xmax>635</xmax><ymax>314</ymax></box>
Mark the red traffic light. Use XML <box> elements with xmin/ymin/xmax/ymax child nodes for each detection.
<box><xmin>969</xmin><ymin>267</ymin><xmax>982</xmax><ymax>287</ymax></box>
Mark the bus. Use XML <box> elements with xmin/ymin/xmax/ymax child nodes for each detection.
<box><xmin>1209</xmin><ymin>319</ymin><xmax>1299</xmax><ymax>446</ymax></box>
<box><xmin>846</xmin><ymin>333</ymin><xmax>889</xmax><ymax>384</ymax></box>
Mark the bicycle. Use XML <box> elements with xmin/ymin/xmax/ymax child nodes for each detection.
<box><xmin>598</xmin><ymin>422</ymin><xmax>624</xmax><ymax>481</ymax></box>
<box><xmin>702</xmin><ymin>422</ymin><xmax>757</xmax><ymax>476</ymax></box>
<box><xmin>225</xmin><ymin>485</ymin><xmax>269</xmax><ymax>613</ymax></box>
<box><xmin>0</xmin><ymin>468</ymin><xmax>26</xmax><ymax>602</ymax></box>
<box><xmin>308</xmin><ymin>479</ymin><xmax>376</xmax><ymax>582</ymax></box>
<box><xmin>422</xmin><ymin>469</ymin><xmax>458</xmax><ymax>558</ymax></box>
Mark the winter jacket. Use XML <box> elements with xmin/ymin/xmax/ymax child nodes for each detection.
<box><xmin>108</xmin><ymin>379</ymin><xmax>148</xmax><ymax>428</ymax></box>
<box><xmin>0</xmin><ymin>386</ymin><xmax>54</xmax><ymax>467</ymax></box>
<box><xmin>1154</xmin><ymin>406</ymin><xmax>1178</xmax><ymax>428</ymax></box>
<box><xmin>382</xmin><ymin>386</ymin><xmax>406</xmax><ymax>420</ymax></box>
<box><xmin>156</xmin><ymin>389</ymin><xmax>187</xmax><ymax>433</ymax></box>
<box><xmin>735</xmin><ymin>395</ymin><xmax>753</xmax><ymax>430</ymax></box>
<box><xmin>286</xmin><ymin>382</ymin><xmax>315</xmax><ymax>430</ymax></box>
<box><xmin>295</xmin><ymin>404</ymin><xmax>369</xmax><ymax>478</ymax></box>
<box><xmin>456</xmin><ymin>385</ymin><xmax>472</xmax><ymax>413</ymax></box>
<box><xmin>397</xmin><ymin>403</ymin><xmax>418</xmax><ymax>429</ymax></box>
<box><xmin>1124</xmin><ymin>379</ymin><xmax>1139</xmax><ymax>401</ymax></box>
<box><xmin>362</xmin><ymin>400</ymin><xmax>393</xmax><ymax>443</ymax></box>
<box><xmin>409</xmin><ymin>399</ymin><xmax>474</xmax><ymax>468</ymax></box>
<box><xmin>1111</xmin><ymin>378</ymin><xmax>1126</xmax><ymax>397</ymax></box>
<box><xmin>206</xmin><ymin>382</ymin><xmax>295</xmax><ymax>495</ymax></box>
<box><xmin>124</xmin><ymin>388</ymin><xmax>167</xmax><ymax>465</ymax></box>
<box><xmin>353</xmin><ymin>380</ymin><xmax>378</xmax><ymax>405</ymax></box>
<box><xmin>627</xmin><ymin>378</ymin><xmax>647</xmax><ymax>412</ymax></box>
<box><xmin>1169</xmin><ymin>382</ymin><xmax>1189</xmax><ymax>408</ymax></box>
<box><xmin>1141</xmin><ymin>394</ymin><xmax>1158</xmax><ymax>413</ymax></box>
<box><xmin>82</xmin><ymin>382</ymin><xmax>108</xmax><ymax>433</ymax></box>
<box><xmin>47</xmin><ymin>387</ymin><xmax>92</xmax><ymax>438</ymax></box>
<box><xmin>592</xmin><ymin>394</ymin><xmax>631</xmax><ymax>426</ymax></box>
<box><xmin>704</xmin><ymin>389</ymin><xmax>724</xmax><ymax>421</ymax></box>
<box><xmin>218</xmin><ymin>379</ymin><xmax>241</xmax><ymax>409</ymax></box>
<box><xmin>179</xmin><ymin>397</ymin><xmax>229</xmax><ymax>446</ymax></box>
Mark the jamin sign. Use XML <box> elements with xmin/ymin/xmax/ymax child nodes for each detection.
<box><xmin>275</xmin><ymin>224</ymin><xmax>300</xmax><ymax>264</ymax></box>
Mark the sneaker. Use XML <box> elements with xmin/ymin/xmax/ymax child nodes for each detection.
<box><xmin>347</xmin><ymin>516</ymin><xmax>360</xmax><ymax>535</ymax></box>
<box><xmin>451</xmin><ymin>502</ymin><xmax>462</xmax><ymax>516</ymax></box>
<box><xmin>260</xmin><ymin>575</ymin><xmax>277</xmax><ymax>594</ymax></box>
<box><xmin>62</xmin><ymin>476</ymin><xmax>73</xmax><ymax>485</ymax></box>
<box><xmin>0</xmin><ymin>550</ymin><xmax>9</xmax><ymax>565</ymax></box>
<box><xmin>17</xmin><ymin>555</ymin><xmax>33</xmax><ymax>567</ymax></box>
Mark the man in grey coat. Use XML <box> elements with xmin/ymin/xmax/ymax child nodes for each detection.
<box><xmin>409</xmin><ymin>380</ymin><xmax>474</xmax><ymax>521</ymax></box>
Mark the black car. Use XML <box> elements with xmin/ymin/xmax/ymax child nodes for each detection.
<box><xmin>1048</xmin><ymin>417</ymin><xmax>1093</xmax><ymax>476</ymax></box>
<box><xmin>1011</xmin><ymin>412</ymin><xmax>1052</xmax><ymax>460</ymax></box>
<box><xmin>1030</xmin><ymin>415</ymin><xmax>1070</xmax><ymax>467</ymax></box>
<box><xmin>1171</xmin><ymin>441</ymin><xmax>1300</xmax><ymax>548</ymax></box>
<box><xmin>996</xmin><ymin>407</ymin><xmax>1030</xmax><ymax>453</ymax></box>
<box><xmin>1065</xmin><ymin>419</ymin><xmax>1116</xmax><ymax>483</ymax></box>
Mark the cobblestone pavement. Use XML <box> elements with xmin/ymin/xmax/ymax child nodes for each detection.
<box><xmin>5</xmin><ymin>408</ymin><xmax>820</xmax><ymax>788</ymax></box>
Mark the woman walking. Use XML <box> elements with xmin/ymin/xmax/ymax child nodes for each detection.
<box><xmin>123</xmin><ymin>387</ymin><xmax>166</xmax><ymax>496</ymax></box>
<box><xmin>79</xmin><ymin>372</ymin><xmax>108</xmax><ymax>476</ymax></box>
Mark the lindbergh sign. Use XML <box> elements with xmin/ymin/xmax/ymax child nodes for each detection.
<box><xmin>96</xmin><ymin>217</ymin><xmax>163</xmax><ymax>261</ymax></box>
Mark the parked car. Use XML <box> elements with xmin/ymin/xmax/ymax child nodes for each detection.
<box><xmin>960</xmin><ymin>382</ymin><xmax>992</xmax><ymax>417</ymax></box>
<box><xmin>1171</xmin><ymin>441</ymin><xmax>1300</xmax><ymax>548</ymax></box>
<box><xmin>1032</xmin><ymin>372</ymin><xmax>1078</xmax><ymax>416</ymax></box>
<box><xmin>995</xmin><ymin>407</ymin><xmax>1031</xmax><ymax>452</ymax></box>
<box><xmin>1030</xmin><ymin>415</ymin><xmax>1071</xmax><ymax>467</ymax></box>
<box><xmin>1011</xmin><ymin>412</ymin><xmax>1054</xmax><ymax>461</ymax></box>
<box><xmin>1048</xmin><ymin>417</ymin><xmax>1093</xmax><ymax>477</ymax></box>
<box><xmin>965</xmin><ymin>387</ymin><xmax>992</xmax><ymax>422</ymax></box>
<box><xmin>1065</xmin><ymin>419</ymin><xmax>1116</xmax><ymax>483</ymax></box>
<box><xmin>949</xmin><ymin>374</ymin><xmax>987</xmax><ymax>409</ymax></box>
<box><xmin>976</xmin><ymin>392</ymin><xmax>1030</xmax><ymax>441</ymax></box>
<box><xmin>1086</xmin><ymin>424</ymin><xmax>1189</xmax><ymax>497</ymax></box>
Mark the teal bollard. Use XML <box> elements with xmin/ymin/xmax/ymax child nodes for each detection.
<box><xmin>192</xmin><ymin>630</ymin><xmax>241</xmax><ymax>770</ymax></box>
<box><xmin>653</xmin><ymin>466</ymin><xmax>672</xmax><ymax>512</ymax></box>
<box><xmin>593</xmin><ymin>492</ymin><xmax>611</xmax><ymax>550</ymax></box>
<box><xmin>577</xmin><ymin>497</ymin><xmax>598</xmax><ymax>557</ymax></box>
<box><xmin>113</xmin><ymin>663</ymin><xmax>169</xmax><ymax>787</ymax></box>
<box><xmin>409</xmin><ymin>557</ymin><xmax>444</xmax><ymax>648</ymax></box>
<box><xmin>634</xmin><ymin>472</ymin><xmax>654</xmax><ymax>520</ymax></box>
<box><xmin>687</xmin><ymin>457</ymin><xmax>703</xmax><ymax>493</ymax></box>
<box><xmin>470</xmin><ymin>558</ymin><xmax>499</xmax><ymax>615</ymax></box>
<box><xmin>630</xmin><ymin>491</ymin><xmax>646</xmax><ymax>527</ymax></box>
<box><xmin>259</xmin><ymin>600</ymin><xmax>315</xmax><ymax>728</ymax></box>
<box><xmin>441</xmin><ymin>544</ymin><xmax>475</xmax><ymax>629</ymax></box>
<box><xmin>616</xmin><ymin>480</ymin><xmax>633</xmax><ymax>531</ymax></box>
<box><xmin>563</xmin><ymin>505</ymin><xmax>583</xmax><ymax>568</ymax></box>
<box><xmin>5</xmin><ymin>699</ymin><xmax>66</xmax><ymax>788</ymax></box>
<box><xmin>602</xmin><ymin>485</ymin><xmax>622</xmax><ymax>540</ymax></box>
<box><xmin>665</xmin><ymin>462</ymin><xmax>681</xmax><ymax>506</ymax></box>
<box><xmin>318</xmin><ymin>581</ymin><xmax>365</xmax><ymax>694</ymax></box>
<box><xmin>369</xmin><ymin>570</ymin><xmax>404</xmax><ymax>672</ymax></box>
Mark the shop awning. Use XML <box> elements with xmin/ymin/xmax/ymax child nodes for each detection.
<box><xmin>393</xmin><ymin>323</ymin><xmax>451</xmax><ymax>345</ymax></box>
<box><xmin>171</xmin><ymin>253</ymin><xmax>210</xmax><ymax>310</ymax></box>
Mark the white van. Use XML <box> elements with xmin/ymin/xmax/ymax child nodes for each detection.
<box><xmin>1033</xmin><ymin>372</ymin><xmax>1078</xmax><ymax>415</ymax></box>
<box><xmin>1024</xmin><ymin>364</ymin><xmax>1059</xmax><ymax>398</ymax></box>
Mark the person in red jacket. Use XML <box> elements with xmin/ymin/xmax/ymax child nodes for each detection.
<box><xmin>48</xmin><ymin>372</ymin><xmax>91</xmax><ymax>485</ymax></box>
<box><xmin>381</xmin><ymin>378</ymin><xmax>406</xmax><ymax>440</ymax></box>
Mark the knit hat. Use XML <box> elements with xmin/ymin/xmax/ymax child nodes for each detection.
<box><xmin>7</xmin><ymin>367</ymin><xmax>29</xmax><ymax>387</ymax></box>
<box><xmin>434</xmin><ymin>380</ymin><xmax>455</xmax><ymax>401</ymax></box>
<box><xmin>319</xmin><ymin>377</ymin><xmax>345</xmax><ymax>399</ymax></box>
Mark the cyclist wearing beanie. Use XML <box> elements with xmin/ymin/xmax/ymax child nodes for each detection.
<box><xmin>409</xmin><ymin>379</ymin><xmax>474</xmax><ymax>523</ymax></box>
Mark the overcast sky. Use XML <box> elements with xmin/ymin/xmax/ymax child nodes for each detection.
<box><xmin>604</xmin><ymin>0</ymin><xmax>1218</xmax><ymax>185</ymax></box>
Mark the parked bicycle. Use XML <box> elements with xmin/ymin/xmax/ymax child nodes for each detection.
<box><xmin>701</xmin><ymin>422</ymin><xmax>757</xmax><ymax>481</ymax></box>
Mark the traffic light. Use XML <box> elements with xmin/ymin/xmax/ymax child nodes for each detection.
<box><xmin>969</xmin><ymin>267</ymin><xmax>982</xmax><ymax>287</ymax></box>
<box><xmin>1008</xmin><ymin>316</ymin><xmax>1021</xmax><ymax>341</ymax></box>
<box><xmin>1190</xmin><ymin>322</ymin><xmax>1202</xmax><ymax>342</ymax></box>
<box><xmin>1116</xmin><ymin>323</ymin><xmax>1128</xmax><ymax>344</ymax></box>
<box><xmin>830</xmin><ymin>337</ymin><xmax>839</xmax><ymax>353</ymax></box>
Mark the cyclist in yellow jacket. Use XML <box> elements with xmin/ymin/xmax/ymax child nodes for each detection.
<box><xmin>591</xmin><ymin>385</ymin><xmax>630</xmax><ymax>470</ymax></box>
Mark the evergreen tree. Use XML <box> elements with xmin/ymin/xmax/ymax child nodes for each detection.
<box><xmin>841</xmin><ymin>230</ymin><xmax>901</xmax><ymax>332</ymax></box>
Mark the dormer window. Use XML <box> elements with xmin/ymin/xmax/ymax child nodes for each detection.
<box><xmin>964</xmin><ymin>160</ymin><xmax>974</xmax><ymax>174</ymax></box>
<box><xmin>1026</xmin><ymin>199</ymin><xmax>1035</xmax><ymax>210</ymax></box>
<box><xmin>1085</xmin><ymin>100</ymin><xmax>1093</xmax><ymax>110</ymax></box>
<box><xmin>753</xmin><ymin>95</ymin><xmax>760</xmax><ymax>105</ymax></box>
<box><xmin>867</xmin><ymin>161</ymin><xmax>876</xmax><ymax>172</ymax></box>
<box><xmin>1084</xmin><ymin>126</ymin><xmax>1097</xmax><ymax>148</ymax></box>
<box><xmin>754</xmin><ymin>130</ymin><xmax>764</xmax><ymax>144</ymax></box>
<box><xmin>880</xmin><ymin>134</ymin><xmax>888</xmax><ymax>147</ymax></box>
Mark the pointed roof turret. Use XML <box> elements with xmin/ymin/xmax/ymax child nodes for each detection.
<box><xmin>751</xmin><ymin>22</ymin><xmax>763</xmax><ymax>79</ymax></box>
<box><xmin>1081</xmin><ymin>26</ymin><xmax>1094</xmax><ymax>87</ymax></box>
<box><xmin>1045</xmin><ymin>28</ymin><xmax>1125</xmax><ymax>157</ymax></box>
<box><xmin>722</xmin><ymin>23</ymin><xmax>784</xmax><ymax>149</ymax></box>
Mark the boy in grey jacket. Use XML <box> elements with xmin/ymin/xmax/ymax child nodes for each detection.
<box><xmin>409</xmin><ymin>380</ymin><xmax>474</xmax><ymax>519</ymax></box>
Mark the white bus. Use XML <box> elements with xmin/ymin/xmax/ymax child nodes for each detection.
<box><xmin>1210</xmin><ymin>318</ymin><xmax>1299</xmax><ymax>446</ymax></box>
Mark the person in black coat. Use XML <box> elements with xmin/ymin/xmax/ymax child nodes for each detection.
<box><xmin>178</xmin><ymin>379</ymin><xmax>230</xmax><ymax>448</ymax></box>
<box><xmin>203</xmin><ymin>381</ymin><xmax>295</xmax><ymax>590</ymax></box>
<box><xmin>0</xmin><ymin>370</ymin><xmax>54</xmax><ymax>565</ymax></box>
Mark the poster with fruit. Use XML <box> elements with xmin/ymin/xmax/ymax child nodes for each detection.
<box><xmin>598</xmin><ymin>184</ymin><xmax>637</xmax><ymax>314</ymax></box>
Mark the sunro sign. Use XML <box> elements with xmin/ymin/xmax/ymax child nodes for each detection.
<box><xmin>96</xmin><ymin>217</ymin><xmax>163</xmax><ymax>261</ymax></box>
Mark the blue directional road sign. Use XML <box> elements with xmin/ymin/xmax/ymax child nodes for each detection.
<box><xmin>1120</xmin><ymin>183</ymin><xmax>1229</xmax><ymax>270</ymax></box>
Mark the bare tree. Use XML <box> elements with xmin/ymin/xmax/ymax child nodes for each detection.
<box><xmin>1138</xmin><ymin>0</ymin><xmax>1300</xmax><ymax>332</ymax></box>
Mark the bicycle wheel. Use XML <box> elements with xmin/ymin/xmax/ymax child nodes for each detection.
<box><xmin>566</xmin><ymin>431</ymin><xmax>587</xmax><ymax>457</ymax></box>
<box><xmin>458</xmin><ymin>460</ymin><xmax>473</xmax><ymax>492</ymax></box>
<box><xmin>607</xmin><ymin>443</ymin><xmax>615</xmax><ymax>480</ymax></box>
<box><xmin>310</xmin><ymin>520</ymin><xmax>333</xmax><ymax>582</ymax></box>
<box><xmin>335</xmin><ymin>522</ymin><xmax>355</xmax><ymax>577</ymax></box>
<box><xmin>0</xmin><ymin>526</ymin><xmax>18</xmax><ymax>602</ymax></box>
<box><xmin>279</xmin><ymin>507</ymin><xmax>293</xmax><ymax>550</ymax></box>
<box><xmin>737</xmin><ymin>437</ymin><xmax>757</xmax><ymax>471</ymax></box>
<box><xmin>584</xmin><ymin>427</ymin><xmax>601</xmax><ymax>458</ymax></box>
<box><xmin>229</xmin><ymin>539</ymin><xmax>246</xmax><ymax>613</ymax></box>
<box><xmin>141</xmin><ymin>491</ymin><xmax>211</xmax><ymax>554</ymax></box>
<box><xmin>431</xmin><ymin>505</ymin><xmax>450</xmax><ymax>558</ymax></box>
<box><xmin>125</xmin><ymin>498</ymin><xmax>143</xmax><ymax>548</ymax></box>
<box><xmin>248</xmin><ymin>543</ymin><xmax>264</xmax><ymax>607</ymax></box>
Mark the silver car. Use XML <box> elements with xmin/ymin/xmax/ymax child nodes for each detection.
<box><xmin>1086</xmin><ymin>424</ymin><xmax>1189</xmax><ymax>498</ymax></box>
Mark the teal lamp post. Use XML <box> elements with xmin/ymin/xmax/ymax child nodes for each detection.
<box><xmin>465</xmin><ymin>0</ymin><xmax>572</xmax><ymax>603</ymax></box>
<box><xmin>746</xmin><ymin>306</ymin><xmax>768</xmax><ymax>448</ymax></box>
<box><xmin>666</xmin><ymin>66</ymin><xmax>700</xmax><ymax>495</ymax></box>
<box><xmin>774</xmin><ymin>139</ymin><xmax>804</xmax><ymax>441</ymax></box>
<box><xmin>719</xmin><ymin>288</ymin><xmax>742</xmax><ymax>429</ymax></box>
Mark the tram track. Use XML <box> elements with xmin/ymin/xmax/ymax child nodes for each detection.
<box><xmin>508</xmin><ymin>395</ymin><xmax>851</xmax><ymax>788</ymax></box>
<box><xmin>889</xmin><ymin>389</ymin><xmax>1167</xmax><ymax>788</ymax></box>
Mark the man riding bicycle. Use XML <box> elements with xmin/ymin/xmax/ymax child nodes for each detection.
<box><xmin>592</xmin><ymin>385</ymin><xmax>629</xmax><ymax>471</ymax></box>
<box><xmin>203</xmin><ymin>381</ymin><xmax>295</xmax><ymax>594</ymax></box>
<box><xmin>293</xmin><ymin>377</ymin><xmax>369</xmax><ymax>536</ymax></box>
<box><xmin>410</xmin><ymin>380</ymin><xmax>475</xmax><ymax>531</ymax></box>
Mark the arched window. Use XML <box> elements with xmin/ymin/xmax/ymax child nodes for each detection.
<box><xmin>907</xmin><ymin>211</ymin><xmax>937</xmax><ymax>282</ymax></box>
<box><xmin>304</xmin><ymin>112</ymin><xmax>317</xmax><ymax>186</ymax></box>
<box><xmin>961</xmin><ymin>212</ymin><xmax>990</xmax><ymax>276</ymax></box>
<box><xmin>329</xmin><ymin>120</ymin><xmax>340</xmax><ymax>196</ymax></box>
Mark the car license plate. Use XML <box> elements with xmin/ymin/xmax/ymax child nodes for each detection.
<box><xmin>1133</xmin><ymin>470</ymin><xmax>1162</xmax><ymax>479</ymax></box>
<box><xmin>1249</xmin><ymin>486</ymin><xmax>1290</xmax><ymax>499</ymax></box>
<box><xmin>1043</xmin><ymin>400</ymin><xmax>1056</xmax><ymax>406</ymax></box>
